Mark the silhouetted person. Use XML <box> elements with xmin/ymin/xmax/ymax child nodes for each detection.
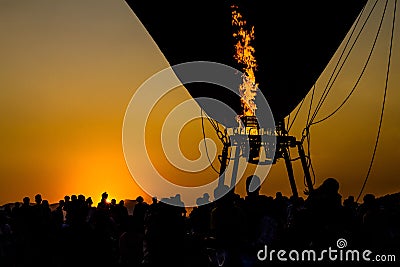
<box><xmin>86</xmin><ymin>197</ymin><xmax>96</xmax><ymax>224</ymax></box>
<box><xmin>63</xmin><ymin>195</ymin><xmax>72</xmax><ymax>225</ymax></box>
<box><xmin>186</xmin><ymin>196</ymin><xmax>215</xmax><ymax>267</ymax></box>
<box><xmin>72</xmin><ymin>194</ymin><xmax>88</xmax><ymax>227</ymax></box>
<box><xmin>21</xmin><ymin>194</ymin><xmax>51</xmax><ymax>266</ymax></box>
<box><xmin>11</xmin><ymin>197</ymin><xmax>32</xmax><ymax>266</ymax></box>
<box><xmin>116</xmin><ymin>200</ymin><xmax>129</xmax><ymax>231</ymax></box>
<box><xmin>285</xmin><ymin>195</ymin><xmax>306</xmax><ymax>245</ymax></box>
<box><xmin>273</xmin><ymin>191</ymin><xmax>288</xmax><ymax>224</ymax></box>
<box><xmin>97</xmin><ymin>192</ymin><xmax>110</xmax><ymax>211</ymax></box>
<box><xmin>240</xmin><ymin>175</ymin><xmax>279</xmax><ymax>265</ymax></box>
<box><xmin>210</xmin><ymin>189</ymin><xmax>247</xmax><ymax>267</ymax></box>
<box><xmin>10</xmin><ymin>202</ymin><xmax>21</xmax><ymax>236</ymax></box>
<box><xmin>31</xmin><ymin>194</ymin><xmax>45</xmax><ymax>233</ymax></box>
<box><xmin>151</xmin><ymin>196</ymin><xmax>158</xmax><ymax>206</ymax></box>
<box><xmin>167</xmin><ymin>194</ymin><xmax>187</xmax><ymax>217</ymax></box>
<box><xmin>341</xmin><ymin>195</ymin><xmax>358</xmax><ymax>241</ymax></box>
<box><xmin>86</xmin><ymin>196</ymin><xmax>93</xmax><ymax>207</ymax></box>
<box><xmin>41</xmin><ymin>200</ymin><xmax>52</xmax><ymax>227</ymax></box>
<box><xmin>196</xmin><ymin>193</ymin><xmax>210</xmax><ymax>206</ymax></box>
<box><xmin>95</xmin><ymin>192</ymin><xmax>111</xmax><ymax>226</ymax></box>
<box><xmin>118</xmin><ymin>215</ymin><xmax>144</xmax><ymax>267</ymax></box>
<box><xmin>52</xmin><ymin>199</ymin><xmax>65</xmax><ymax>231</ymax></box>
<box><xmin>0</xmin><ymin>211</ymin><xmax>14</xmax><ymax>266</ymax></box>
<box><xmin>213</xmin><ymin>184</ymin><xmax>230</xmax><ymax>202</ymax></box>
<box><xmin>304</xmin><ymin>177</ymin><xmax>346</xmax><ymax>248</ymax></box>
<box><xmin>32</xmin><ymin>194</ymin><xmax>44</xmax><ymax>225</ymax></box>
<box><xmin>132</xmin><ymin>196</ymin><xmax>148</xmax><ymax>234</ymax></box>
<box><xmin>190</xmin><ymin>194</ymin><xmax>213</xmax><ymax>237</ymax></box>
<box><xmin>355</xmin><ymin>193</ymin><xmax>390</xmax><ymax>249</ymax></box>
<box><xmin>145</xmin><ymin>196</ymin><xmax>158</xmax><ymax>220</ymax></box>
<box><xmin>142</xmin><ymin>200</ymin><xmax>186</xmax><ymax>267</ymax></box>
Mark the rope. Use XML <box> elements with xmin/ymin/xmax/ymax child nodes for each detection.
<box><xmin>307</xmin><ymin>1</ymin><xmax>377</xmax><ymax>126</ymax></box>
<box><xmin>200</xmin><ymin>108</ymin><xmax>221</xmax><ymax>174</ymax></box>
<box><xmin>356</xmin><ymin>0</ymin><xmax>397</xmax><ymax>203</ymax></box>
<box><xmin>312</xmin><ymin>0</ymin><xmax>389</xmax><ymax>126</ymax></box>
<box><xmin>287</xmin><ymin>96</ymin><xmax>306</xmax><ymax>132</ymax></box>
<box><xmin>306</xmin><ymin>84</ymin><xmax>316</xmax><ymax>127</ymax></box>
<box><xmin>298</xmin><ymin>0</ymin><xmax>380</xmax><ymax>190</ymax></box>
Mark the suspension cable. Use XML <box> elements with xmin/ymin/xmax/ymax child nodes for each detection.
<box><xmin>200</xmin><ymin>108</ymin><xmax>221</xmax><ymax>174</ymax></box>
<box><xmin>287</xmin><ymin>96</ymin><xmax>306</xmax><ymax>132</ymax></box>
<box><xmin>356</xmin><ymin>0</ymin><xmax>397</xmax><ymax>203</ymax></box>
<box><xmin>299</xmin><ymin>1</ymin><xmax>381</xmax><ymax>187</ymax></box>
<box><xmin>302</xmin><ymin>84</ymin><xmax>317</xmax><ymax>186</ymax></box>
<box><xmin>306</xmin><ymin>84</ymin><xmax>316</xmax><ymax>126</ymax></box>
<box><xmin>307</xmin><ymin>1</ymin><xmax>378</xmax><ymax>127</ymax></box>
<box><xmin>312</xmin><ymin>0</ymin><xmax>390</xmax><ymax>126</ymax></box>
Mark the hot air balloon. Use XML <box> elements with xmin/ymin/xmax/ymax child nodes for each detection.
<box><xmin>124</xmin><ymin>0</ymin><xmax>368</xmax><ymax>197</ymax></box>
<box><xmin>124</xmin><ymin>0</ymin><xmax>367</xmax><ymax>125</ymax></box>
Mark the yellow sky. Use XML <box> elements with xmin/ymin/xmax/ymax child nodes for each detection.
<box><xmin>0</xmin><ymin>0</ymin><xmax>399</xmax><ymax>206</ymax></box>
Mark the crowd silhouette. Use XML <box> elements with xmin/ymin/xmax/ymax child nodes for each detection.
<box><xmin>0</xmin><ymin>176</ymin><xmax>399</xmax><ymax>266</ymax></box>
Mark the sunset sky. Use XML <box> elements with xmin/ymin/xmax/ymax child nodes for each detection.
<box><xmin>1</xmin><ymin>0</ymin><xmax>399</xmax><ymax>206</ymax></box>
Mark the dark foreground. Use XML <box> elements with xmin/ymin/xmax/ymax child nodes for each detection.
<box><xmin>0</xmin><ymin>177</ymin><xmax>399</xmax><ymax>267</ymax></box>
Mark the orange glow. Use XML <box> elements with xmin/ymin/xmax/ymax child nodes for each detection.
<box><xmin>231</xmin><ymin>5</ymin><xmax>258</xmax><ymax>117</ymax></box>
<box><xmin>1</xmin><ymin>0</ymin><xmax>399</xmax><ymax>207</ymax></box>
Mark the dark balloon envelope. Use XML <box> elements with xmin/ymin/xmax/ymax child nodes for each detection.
<box><xmin>125</xmin><ymin>0</ymin><xmax>368</xmax><ymax>127</ymax></box>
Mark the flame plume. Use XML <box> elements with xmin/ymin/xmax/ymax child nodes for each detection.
<box><xmin>231</xmin><ymin>4</ymin><xmax>258</xmax><ymax>117</ymax></box>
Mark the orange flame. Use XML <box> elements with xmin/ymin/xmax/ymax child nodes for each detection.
<box><xmin>231</xmin><ymin>5</ymin><xmax>258</xmax><ymax>117</ymax></box>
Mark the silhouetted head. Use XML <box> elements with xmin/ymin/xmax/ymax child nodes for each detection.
<box><xmin>42</xmin><ymin>200</ymin><xmax>49</xmax><ymax>208</ymax></box>
<box><xmin>78</xmin><ymin>194</ymin><xmax>85</xmax><ymax>202</ymax></box>
<box><xmin>246</xmin><ymin>175</ymin><xmax>261</xmax><ymax>196</ymax></box>
<box><xmin>196</xmin><ymin>193</ymin><xmax>211</xmax><ymax>206</ymax></box>
<box><xmin>23</xmin><ymin>196</ymin><xmax>30</xmax><ymax>205</ymax></box>
<box><xmin>203</xmin><ymin>193</ymin><xmax>210</xmax><ymax>203</ymax></box>
<box><xmin>319</xmin><ymin>177</ymin><xmax>340</xmax><ymax>195</ymax></box>
<box><xmin>136</xmin><ymin>196</ymin><xmax>144</xmax><ymax>203</ymax></box>
<box><xmin>111</xmin><ymin>199</ymin><xmax>116</xmax><ymax>205</ymax></box>
<box><xmin>4</xmin><ymin>204</ymin><xmax>11</xmax><ymax>213</ymax></box>
<box><xmin>71</xmin><ymin>195</ymin><xmax>77</xmax><ymax>201</ymax></box>
<box><xmin>35</xmin><ymin>194</ymin><xmax>42</xmax><ymax>205</ymax></box>
<box><xmin>86</xmin><ymin>197</ymin><xmax>93</xmax><ymax>206</ymax></box>
<box><xmin>119</xmin><ymin>200</ymin><xmax>124</xmax><ymax>206</ymax></box>
<box><xmin>363</xmin><ymin>193</ymin><xmax>376</xmax><ymax>206</ymax></box>
<box><xmin>64</xmin><ymin>195</ymin><xmax>70</xmax><ymax>202</ymax></box>
<box><xmin>214</xmin><ymin>184</ymin><xmax>230</xmax><ymax>200</ymax></box>
<box><xmin>152</xmin><ymin>197</ymin><xmax>157</xmax><ymax>204</ymax></box>
<box><xmin>102</xmin><ymin>192</ymin><xmax>108</xmax><ymax>200</ymax></box>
